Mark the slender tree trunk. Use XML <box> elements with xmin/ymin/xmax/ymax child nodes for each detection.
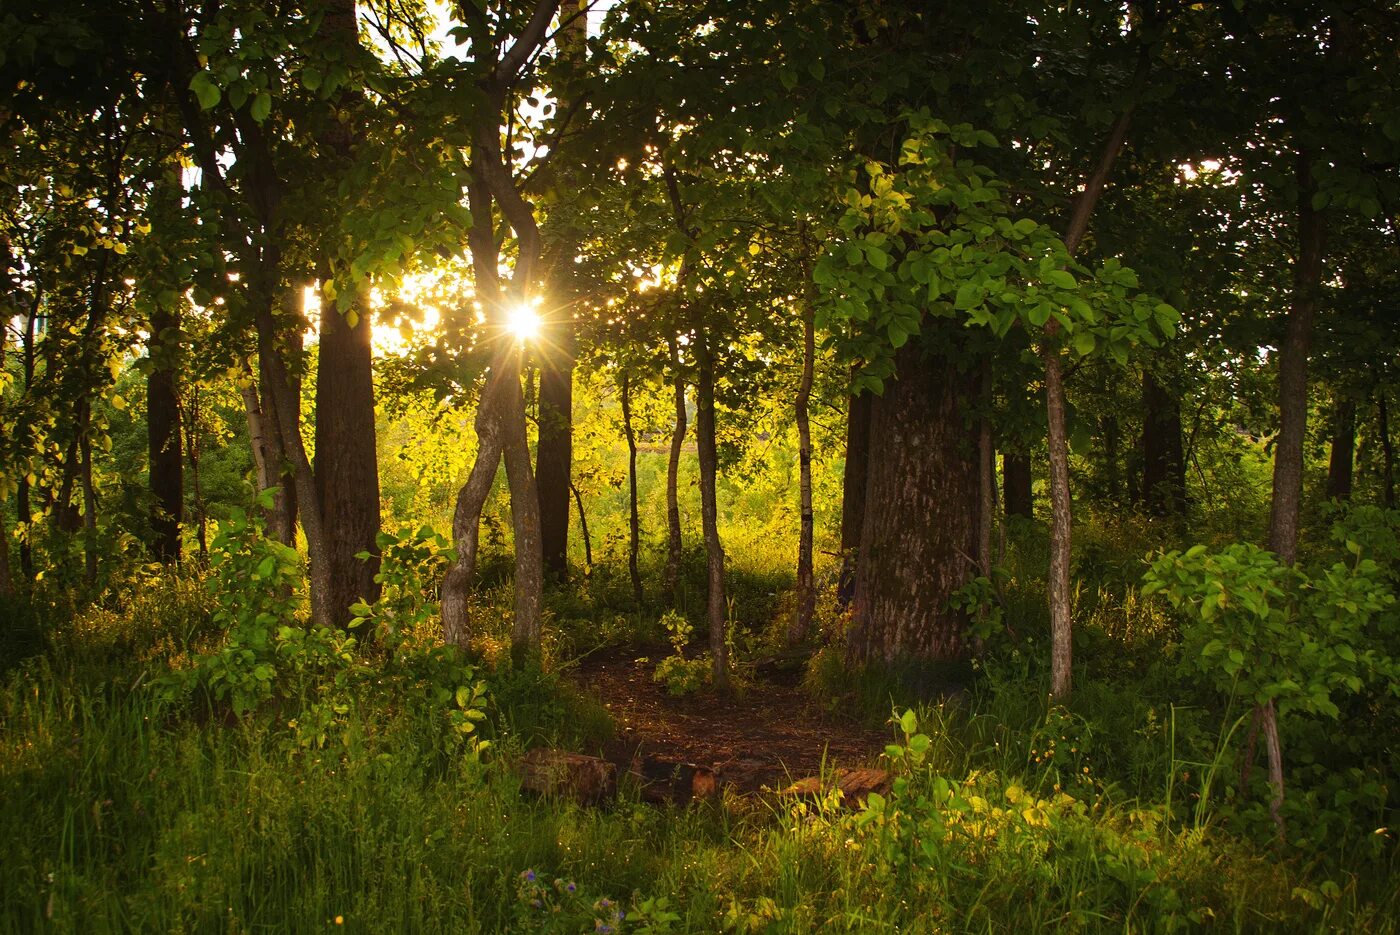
<box><xmin>1142</xmin><ymin>371</ymin><xmax>1186</xmax><ymax>518</ymax></box>
<box><xmin>1003</xmin><ymin>452</ymin><xmax>1033</xmax><ymax>520</ymax></box>
<box><xmin>1326</xmin><ymin>397</ymin><xmax>1355</xmax><ymax>501</ymax></box>
<box><xmin>838</xmin><ymin>388</ymin><xmax>872</xmax><ymax>605</ymax></box>
<box><xmin>978</xmin><ymin>362</ymin><xmax>994</xmax><ymax>578</ymax></box>
<box><xmin>621</xmin><ymin>372</ymin><xmax>644</xmax><ymax>606</ymax></box>
<box><xmin>147</xmin><ymin>302</ymin><xmax>183</xmax><ymax>562</ymax></box>
<box><xmin>500</xmin><ymin>370</ymin><xmax>544</xmax><ymax>664</ymax></box>
<box><xmin>1380</xmin><ymin>390</ymin><xmax>1395</xmax><ymax>508</ymax></box>
<box><xmin>441</xmin><ymin>364</ymin><xmax>507</xmax><ymax>650</ymax></box>
<box><xmin>184</xmin><ymin>390</ymin><xmax>208</xmax><ymax>559</ymax></box>
<box><xmin>695</xmin><ymin>334</ymin><xmax>729</xmax><ymax>692</ymax></box>
<box><xmin>1267</xmin><ymin>149</ymin><xmax>1323</xmax><ymax>567</ymax></box>
<box><xmin>1043</xmin><ymin>52</ymin><xmax>1145</xmax><ymax>700</ymax></box>
<box><xmin>1042</xmin><ymin>338</ymin><xmax>1073</xmax><ymax>699</ymax></box>
<box><xmin>790</xmin><ymin>292</ymin><xmax>816</xmax><ymax>644</ymax></box>
<box><xmin>261</xmin><ymin>345</ymin><xmax>299</xmax><ymax>546</ymax></box>
<box><xmin>849</xmin><ymin>339</ymin><xmax>979</xmax><ymax>665</ymax></box>
<box><xmin>80</xmin><ymin>428</ymin><xmax>97</xmax><ymax>588</ymax></box>
<box><xmin>570</xmin><ymin>481</ymin><xmax>593</xmax><ymax>569</ymax></box>
<box><xmin>1101</xmin><ymin>413</ymin><xmax>1121</xmax><ymax>506</ymax></box>
<box><xmin>664</xmin><ymin>333</ymin><xmax>688</xmax><ymax>599</ymax></box>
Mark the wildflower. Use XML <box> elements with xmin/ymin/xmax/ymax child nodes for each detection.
<box><xmin>567</xmin><ymin>882</ymin><xmax>578</xmax><ymax>893</ymax></box>
<box><xmin>524</xmin><ymin>870</ymin><xmax>537</xmax><ymax>883</ymax></box>
<box><xmin>335</xmin><ymin>916</ymin><xmax>344</xmax><ymax>926</ymax></box>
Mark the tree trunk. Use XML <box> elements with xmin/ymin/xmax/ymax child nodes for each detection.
<box><xmin>1002</xmin><ymin>452</ymin><xmax>1033</xmax><ymax>520</ymax></box>
<box><xmin>536</xmin><ymin>327</ymin><xmax>573</xmax><ymax>581</ymax></box>
<box><xmin>1267</xmin><ymin>149</ymin><xmax>1323</xmax><ymax>567</ymax></box>
<box><xmin>695</xmin><ymin>335</ymin><xmax>729</xmax><ymax>692</ymax></box>
<box><xmin>441</xmin><ymin>363</ymin><xmax>507</xmax><ymax>650</ymax></box>
<box><xmin>80</xmin><ymin>427</ymin><xmax>97</xmax><ymax>588</ymax></box>
<box><xmin>260</xmin><ymin>342</ymin><xmax>299</xmax><ymax>545</ymax></box>
<box><xmin>621</xmin><ymin>372</ymin><xmax>644</xmax><ymax>606</ymax></box>
<box><xmin>664</xmin><ymin>333</ymin><xmax>688</xmax><ymax>600</ymax></box>
<box><xmin>838</xmin><ymin>388</ymin><xmax>872</xmax><ymax>605</ymax></box>
<box><xmin>1100</xmin><ymin>413</ymin><xmax>1121</xmax><ymax>506</ymax></box>
<box><xmin>147</xmin><ymin>302</ymin><xmax>183</xmax><ymax>563</ymax></box>
<box><xmin>183</xmin><ymin>389</ymin><xmax>208</xmax><ymax>559</ymax></box>
<box><xmin>570</xmin><ymin>481</ymin><xmax>593</xmax><ymax>569</ymax></box>
<box><xmin>978</xmin><ymin>362</ymin><xmax>994</xmax><ymax>578</ymax></box>
<box><xmin>790</xmin><ymin>293</ymin><xmax>816</xmax><ymax>644</ymax></box>
<box><xmin>1326</xmin><ymin>397</ymin><xmax>1355</xmax><ymax>502</ymax></box>
<box><xmin>500</xmin><ymin>370</ymin><xmax>544</xmax><ymax>664</ymax></box>
<box><xmin>314</xmin><ymin>288</ymin><xmax>382</xmax><ymax>626</ymax></box>
<box><xmin>1142</xmin><ymin>370</ymin><xmax>1186</xmax><ymax>518</ymax></box>
<box><xmin>1380</xmin><ymin>390</ymin><xmax>1395</xmax><ymax>509</ymax></box>
<box><xmin>848</xmin><ymin>339</ymin><xmax>980</xmax><ymax>665</ymax></box>
<box><xmin>1042</xmin><ymin>338</ymin><xmax>1073</xmax><ymax>699</ymax></box>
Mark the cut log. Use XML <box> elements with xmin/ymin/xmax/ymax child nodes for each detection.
<box><xmin>518</xmin><ymin>749</ymin><xmax>617</xmax><ymax>804</ymax></box>
<box><xmin>629</xmin><ymin>754</ymin><xmax>719</xmax><ymax>805</ymax></box>
<box><xmin>781</xmin><ymin>767</ymin><xmax>892</xmax><ymax>806</ymax></box>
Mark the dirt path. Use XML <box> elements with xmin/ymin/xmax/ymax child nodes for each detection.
<box><xmin>567</xmin><ymin>645</ymin><xmax>891</xmax><ymax>797</ymax></box>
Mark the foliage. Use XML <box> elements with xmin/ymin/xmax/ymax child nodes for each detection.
<box><xmin>652</xmin><ymin>609</ymin><xmax>710</xmax><ymax>697</ymax></box>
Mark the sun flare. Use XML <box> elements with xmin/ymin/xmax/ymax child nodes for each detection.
<box><xmin>506</xmin><ymin>303</ymin><xmax>542</xmax><ymax>342</ymax></box>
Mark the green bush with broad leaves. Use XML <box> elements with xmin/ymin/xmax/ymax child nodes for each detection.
<box><xmin>652</xmin><ymin>610</ymin><xmax>710</xmax><ymax>696</ymax></box>
<box><xmin>1142</xmin><ymin>541</ymin><xmax>1394</xmax><ymax>719</ymax></box>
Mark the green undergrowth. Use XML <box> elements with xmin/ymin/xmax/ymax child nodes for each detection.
<box><xmin>1</xmin><ymin>514</ymin><xmax>1397</xmax><ymax>932</ymax></box>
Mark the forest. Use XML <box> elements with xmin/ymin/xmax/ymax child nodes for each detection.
<box><xmin>2</xmin><ymin>0</ymin><xmax>1398</xmax><ymax>930</ymax></box>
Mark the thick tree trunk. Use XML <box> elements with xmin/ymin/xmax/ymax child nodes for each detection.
<box><xmin>664</xmin><ymin>334</ymin><xmax>688</xmax><ymax>599</ymax></box>
<box><xmin>848</xmin><ymin>340</ymin><xmax>979</xmax><ymax>665</ymax></box>
<box><xmin>1267</xmin><ymin>150</ymin><xmax>1323</xmax><ymax>567</ymax></box>
<box><xmin>790</xmin><ymin>296</ymin><xmax>816</xmax><ymax>644</ymax></box>
<box><xmin>838</xmin><ymin>388</ymin><xmax>872</xmax><ymax>604</ymax></box>
<box><xmin>1380</xmin><ymin>391</ymin><xmax>1395</xmax><ymax>508</ymax></box>
<box><xmin>536</xmin><ymin>329</ymin><xmax>573</xmax><ymax>581</ymax></box>
<box><xmin>1326</xmin><ymin>397</ymin><xmax>1355</xmax><ymax>502</ymax></box>
<box><xmin>695</xmin><ymin>336</ymin><xmax>729</xmax><ymax>692</ymax></box>
<box><xmin>1002</xmin><ymin>452</ymin><xmax>1032</xmax><ymax>520</ymax></box>
<box><xmin>1142</xmin><ymin>371</ymin><xmax>1186</xmax><ymax>518</ymax></box>
<box><xmin>147</xmin><ymin>302</ymin><xmax>183</xmax><ymax>562</ymax></box>
<box><xmin>620</xmin><ymin>372</ymin><xmax>644</xmax><ymax>606</ymax></box>
<box><xmin>314</xmin><ymin>289</ymin><xmax>382</xmax><ymax>626</ymax></box>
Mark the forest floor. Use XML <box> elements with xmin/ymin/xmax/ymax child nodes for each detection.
<box><xmin>568</xmin><ymin>645</ymin><xmax>891</xmax><ymax>799</ymax></box>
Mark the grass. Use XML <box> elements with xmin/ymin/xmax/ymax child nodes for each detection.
<box><xmin>1</xmin><ymin>519</ymin><xmax>1397</xmax><ymax>933</ymax></box>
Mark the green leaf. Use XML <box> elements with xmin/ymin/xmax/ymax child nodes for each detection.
<box><xmin>899</xmin><ymin>709</ymin><xmax>918</xmax><ymax>735</ymax></box>
<box><xmin>190</xmin><ymin>71</ymin><xmax>221</xmax><ymax>110</ymax></box>
<box><xmin>954</xmin><ymin>282</ymin><xmax>982</xmax><ymax>310</ymax></box>
<box><xmin>1071</xmin><ymin>332</ymin><xmax>1095</xmax><ymax>357</ymax></box>
<box><xmin>251</xmin><ymin>91</ymin><xmax>272</xmax><ymax>123</ymax></box>
<box><xmin>302</xmin><ymin>66</ymin><xmax>323</xmax><ymax>92</ymax></box>
<box><xmin>1044</xmin><ymin>269</ymin><xmax>1077</xmax><ymax>290</ymax></box>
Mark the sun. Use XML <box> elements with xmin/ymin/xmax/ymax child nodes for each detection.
<box><xmin>505</xmin><ymin>302</ymin><xmax>541</xmax><ymax>342</ymax></box>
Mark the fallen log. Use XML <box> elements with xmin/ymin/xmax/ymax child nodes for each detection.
<box><xmin>780</xmin><ymin>767</ymin><xmax>891</xmax><ymax>806</ymax></box>
<box><xmin>518</xmin><ymin>748</ymin><xmax>617</xmax><ymax>804</ymax></box>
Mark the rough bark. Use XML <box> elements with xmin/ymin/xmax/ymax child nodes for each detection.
<box><xmin>695</xmin><ymin>334</ymin><xmax>729</xmax><ymax>692</ymax></box>
<box><xmin>621</xmin><ymin>372</ymin><xmax>644</xmax><ymax>606</ymax></box>
<box><xmin>1142</xmin><ymin>370</ymin><xmax>1186</xmax><ymax>518</ymax></box>
<box><xmin>848</xmin><ymin>340</ymin><xmax>980</xmax><ymax>665</ymax></box>
<box><xmin>260</xmin><ymin>343</ymin><xmax>299</xmax><ymax>545</ymax></box>
<box><xmin>664</xmin><ymin>333</ymin><xmax>688</xmax><ymax>599</ymax></box>
<box><xmin>536</xmin><ymin>329</ymin><xmax>573</xmax><ymax>581</ymax></box>
<box><xmin>1326</xmin><ymin>397</ymin><xmax>1355</xmax><ymax>501</ymax></box>
<box><xmin>838</xmin><ymin>389</ymin><xmax>872</xmax><ymax>605</ymax></box>
<box><xmin>1002</xmin><ymin>452</ymin><xmax>1032</xmax><ymax>520</ymax></box>
<box><xmin>1267</xmin><ymin>149</ymin><xmax>1323</xmax><ymax>567</ymax></box>
<box><xmin>147</xmin><ymin>301</ymin><xmax>183</xmax><ymax>563</ymax></box>
<box><xmin>790</xmin><ymin>292</ymin><xmax>816</xmax><ymax>644</ymax></box>
<box><xmin>1042</xmin><ymin>338</ymin><xmax>1073</xmax><ymax>700</ymax></box>
<box><xmin>183</xmin><ymin>389</ymin><xmax>208</xmax><ymax>559</ymax></box>
<box><xmin>500</xmin><ymin>371</ymin><xmax>543</xmax><ymax>663</ymax></box>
